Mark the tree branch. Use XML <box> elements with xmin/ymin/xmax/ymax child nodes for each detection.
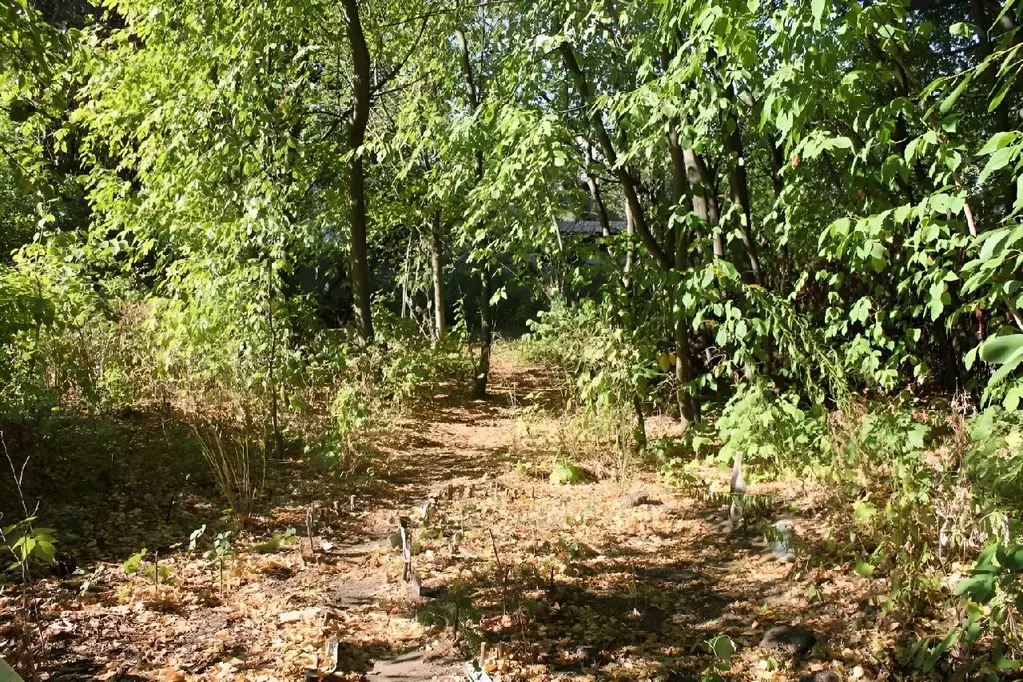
<box><xmin>558</xmin><ymin>43</ymin><xmax>672</xmax><ymax>270</ymax></box>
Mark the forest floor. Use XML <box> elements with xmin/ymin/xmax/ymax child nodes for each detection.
<box><xmin>2</xmin><ymin>348</ymin><xmax>905</xmax><ymax>682</ymax></box>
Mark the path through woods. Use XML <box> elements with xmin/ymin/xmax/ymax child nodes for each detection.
<box><xmin>17</xmin><ymin>350</ymin><xmax>877</xmax><ymax>682</ymax></box>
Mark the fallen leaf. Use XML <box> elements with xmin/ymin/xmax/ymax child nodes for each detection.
<box><xmin>157</xmin><ymin>668</ymin><xmax>186</xmax><ymax>682</ymax></box>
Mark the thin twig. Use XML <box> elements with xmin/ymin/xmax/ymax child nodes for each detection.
<box><xmin>371</xmin><ymin>14</ymin><xmax>430</xmax><ymax>95</ymax></box>
<box><xmin>488</xmin><ymin>528</ymin><xmax>509</xmax><ymax>612</ymax></box>
<box><xmin>1</xmin><ymin>431</ymin><xmax>31</xmax><ymax>520</ymax></box>
<box><xmin>488</xmin><ymin>528</ymin><xmax>504</xmax><ymax>575</ymax></box>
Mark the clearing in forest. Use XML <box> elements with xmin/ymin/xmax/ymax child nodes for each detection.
<box><xmin>6</xmin><ymin>350</ymin><xmax>887</xmax><ymax>681</ymax></box>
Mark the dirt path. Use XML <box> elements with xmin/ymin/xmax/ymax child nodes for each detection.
<box><xmin>11</xmin><ymin>351</ymin><xmax>871</xmax><ymax>682</ymax></box>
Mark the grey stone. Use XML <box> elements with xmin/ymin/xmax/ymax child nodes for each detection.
<box><xmin>799</xmin><ymin>672</ymin><xmax>840</xmax><ymax>682</ymax></box>
<box><xmin>620</xmin><ymin>491</ymin><xmax>653</xmax><ymax>507</ymax></box>
<box><xmin>770</xmin><ymin>520</ymin><xmax>796</xmax><ymax>562</ymax></box>
<box><xmin>760</xmin><ymin>625</ymin><xmax>816</xmax><ymax>658</ymax></box>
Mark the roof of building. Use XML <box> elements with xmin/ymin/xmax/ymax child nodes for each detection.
<box><xmin>556</xmin><ymin>219</ymin><xmax>626</xmax><ymax>235</ymax></box>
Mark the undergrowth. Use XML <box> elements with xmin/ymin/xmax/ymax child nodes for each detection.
<box><xmin>524</xmin><ymin>301</ymin><xmax>1023</xmax><ymax>677</ymax></box>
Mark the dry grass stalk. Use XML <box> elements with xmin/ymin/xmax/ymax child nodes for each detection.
<box><xmin>192</xmin><ymin>426</ymin><xmax>264</xmax><ymax>515</ymax></box>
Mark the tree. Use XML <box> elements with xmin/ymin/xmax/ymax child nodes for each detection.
<box><xmin>342</xmin><ymin>0</ymin><xmax>375</xmax><ymax>346</ymax></box>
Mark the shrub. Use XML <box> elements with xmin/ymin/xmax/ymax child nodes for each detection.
<box><xmin>549</xmin><ymin>459</ymin><xmax>583</xmax><ymax>485</ymax></box>
<box><xmin>522</xmin><ymin>299</ymin><xmax>654</xmax><ymax>438</ymax></box>
<box><xmin>372</xmin><ymin>302</ymin><xmax>473</xmax><ymax>406</ymax></box>
<box><xmin>715</xmin><ymin>381</ymin><xmax>830</xmax><ymax>475</ymax></box>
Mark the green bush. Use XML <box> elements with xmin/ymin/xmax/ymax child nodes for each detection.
<box><xmin>369</xmin><ymin>303</ymin><xmax>473</xmax><ymax>406</ymax></box>
<box><xmin>549</xmin><ymin>459</ymin><xmax>583</xmax><ymax>485</ymax></box>
<box><xmin>523</xmin><ymin>298</ymin><xmax>654</xmax><ymax>419</ymax></box>
<box><xmin>715</xmin><ymin>381</ymin><xmax>830</xmax><ymax>475</ymax></box>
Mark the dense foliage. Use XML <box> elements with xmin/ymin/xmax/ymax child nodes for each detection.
<box><xmin>2</xmin><ymin>0</ymin><xmax>1023</xmax><ymax>676</ymax></box>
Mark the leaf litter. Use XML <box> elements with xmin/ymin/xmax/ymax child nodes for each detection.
<box><xmin>1</xmin><ymin>353</ymin><xmax>938</xmax><ymax>681</ymax></box>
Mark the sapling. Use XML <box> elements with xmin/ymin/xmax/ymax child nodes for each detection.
<box><xmin>1</xmin><ymin>432</ymin><xmax>54</xmax><ymax>680</ymax></box>
<box><xmin>79</xmin><ymin>565</ymin><xmax>105</xmax><ymax>597</ymax></box>
<box><xmin>204</xmin><ymin>531</ymin><xmax>234</xmax><ymax>597</ymax></box>
<box><xmin>703</xmin><ymin>634</ymin><xmax>736</xmax><ymax>679</ymax></box>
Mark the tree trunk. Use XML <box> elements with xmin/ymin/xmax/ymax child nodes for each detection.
<box><xmin>631</xmin><ymin>394</ymin><xmax>647</xmax><ymax>449</ymax></box>
<box><xmin>683</xmin><ymin>148</ymin><xmax>723</xmax><ymax>258</ymax></box>
<box><xmin>623</xmin><ymin>204</ymin><xmax>636</xmax><ymax>289</ymax></box>
<box><xmin>430</xmin><ymin>210</ymin><xmax>446</xmax><ymax>343</ymax></box>
<box><xmin>688</xmin><ymin>153</ymin><xmax>723</xmax><ymax>257</ymax></box>
<box><xmin>623</xmin><ymin>203</ymin><xmax>647</xmax><ymax>446</ymax></box>
<box><xmin>266</xmin><ymin>263</ymin><xmax>283</xmax><ymax>460</ymax></box>
<box><xmin>972</xmin><ymin>0</ymin><xmax>1014</xmax><ymax>214</ymax></box>
<box><xmin>587</xmin><ymin>170</ymin><xmax>647</xmax><ymax>447</ymax></box>
<box><xmin>342</xmin><ymin>0</ymin><xmax>374</xmax><ymax>346</ymax></box>
<box><xmin>472</xmin><ymin>271</ymin><xmax>493</xmax><ymax>399</ymax></box>
<box><xmin>770</xmin><ymin>140</ymin><xmax>785</xmax><ymax>198</ymax></box>
<box><xmin>401</xmin><ymin>239</ymin><xmax>412</xmax><ymax>318</ymax></box>
<box><xmin>666</xmin><ymin>120</ymin><xmax>697</xmax><ymax>428</ymax></box>
<box><xmin>457</xmin><ymin>27</ymin><xmax>494</xmax><ymax>398</ymax></box>
<box><xmin>723</xmin><ymin>85</ymin><xmax>764</xmax><ymax>285</ymax></box>
<box><xmin>584</xmin><ymin>160</ymin><xmax>613</xmax><ymax>238</ymax></box>
<box><xmin>560</xmin><ymin>43</ymin><xmax>672</xmax><ymax>270</ymax></box>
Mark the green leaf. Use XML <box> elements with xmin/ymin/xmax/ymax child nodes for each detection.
<box><xmin>978</xmin><ymin>131</ymin><xmax>1018</xmax><ymax>156</ymax></box>
<box><xmin>122</xmin><ymin>548</ymin><xmax>148</xmax><ymax>574</ymax></box>
<box><xmin>854</xmin><ymin>559</ymin><xmax>875</xmax><ymax>578</ymax></box>
<box><xmin>922</xmin><ymin>626</ymin><xmax>961</xmax><ymax>672</ymax></box>
<box><xmin>949</xmin><ymin>21</ymin><xmax>975</xmax><ymax>37</ymax></box>
<box><xmin>979</xmin><ymin>229</ymin><xmax>1010</xmax><ymax>261</ymax></box>
<box><xmin>708</xmin><ymin>635</ymin><xmax>735</xmax><ymax>660</ymax></box>
<box><xmin>1005</xmin><ymin>384</ymin><xmax>1023</xmax><ymax>411</ymax></box>
<box><xmin>939</xmin><ymin>73</ymin><xmax>973</xmax><ymax>114</ymax></box>
<box><xmin>996</xmin><ymin>545</ymin><xmax>1023</xmax><ymax>570</ymax></box>
<box><xmin>978</xmin><ymin>145</ymin><xmax>1016</xmax><ymax>184</ymax></box>
<box><xmin>964</xmin><ymin>346</ymin><xmax>979</xmax><ymax>370</ymax></box>
<box><xmin>995</xmin><ymin>652</ymin><xmax>1021</xmax><ymax>671</ymax></box>
<box><xmin>828</xmin><ymin>136</ymin><xmax>853</xmax><ymax>150</ymax></box>
<box><xmin>0</xmin><ymin>658</ymin><xmax>26</xmax><ymax>682</ymax></box>
<box><xmin>488</xmin><ymin>286</ymin><xmax>508</xmax><ymax>307</ymax></box>
<box><xmin>980</xmin><ymin>335</ymin><xmax>1023</xmax><ymax>364</ymax></box>
<box><xmin>853</xmin><ymin>498</ymin><xmax>876</xmax><ymax>524</ymax></box>
<box><xmin>811</xmin><ymin>0</ymin><xmax>827</xmax><ymax>28</ymax></box>
<box><xmin>954</xmin><ymin>572</ymin><xmax>997</xmax><ymax>603</ymax></box>
<box><xmin>34</xmin><ymin>538</ymin><xmax>56</xmax><ymax>563</ymax></box>
<box><xmin>550</xmin><ymin>459</ymin><xmax>583</xmax><ymax>485</ymax></box>
<box><xmin>987</xmin><ymin>350</ymin><xmax>1023</xmax><ymax>389</ymax></box>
